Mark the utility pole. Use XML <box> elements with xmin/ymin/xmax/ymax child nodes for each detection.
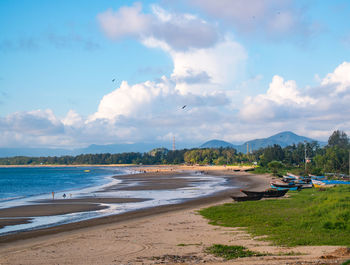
<box><xmin>172</xmin><ymin>136</ymin><xmax>175</xmax><ymax>151</ymax></box>
<box><xmin>304</xmin><ymin>141</ymin><xmax>307</xmax><ymax>173</ymax></box>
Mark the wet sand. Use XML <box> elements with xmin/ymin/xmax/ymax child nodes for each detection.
<box><xmin>0</xmin><ymin>166</ymin><xmax>265</xmax><ymax>243</ymax></box>
<box><xmin>1</xmin><ymin>167</ymin><xmax>349</xmax><ymax>264</ymax></box>
<box><xmin>1</xmin><ymin>166</ymin><xmax>348</xmax><ymax>264</ymax></box>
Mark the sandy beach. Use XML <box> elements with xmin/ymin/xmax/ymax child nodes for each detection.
<box><xmin>0</xmin><ymin>165</ymin><xmax>349</xmax><ymax>264</ymax></box>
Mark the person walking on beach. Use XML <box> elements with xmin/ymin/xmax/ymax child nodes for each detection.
<box><xmin>63</xmin><ymin>193</ymin><xmax>66</xmax><ymax>199</ymax></box>
<box><xmin>52</xmin><ymin>191</ymin><xmax>55</xmax><ymax>200</ymax></box>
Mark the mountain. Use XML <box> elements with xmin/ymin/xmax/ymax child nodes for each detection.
<box><xmin>200</xmin><ymin>131</ymin><xmax>325</xmax><ymax>153</ymax></box>
<box><xmin>76</xmin><ymin>143</ymin><xmax>162</xmax><ymax>154</ymax></box>
<box><xmin>244</xmin><ymin>131</ymin><xmax>318</xmax><ymax>151</ymax></box>
<box><xmin>0</xmin><ymin>148</ymin><xmax>76</xmax><ymax>157</ymax></box>
<box><xmin>200</xmin><ymin>139</ymin><xmax>234</xmax><ymax>148</ymax></box>
<box><xmin>0</xmin><ymin>143</ymin><xmax>165</xmax><ymax>158</ymax></box>
<box><xmin>0</xmin><ymin>141</ymin><xmax>199</xmax><ymax>158</ymax></box>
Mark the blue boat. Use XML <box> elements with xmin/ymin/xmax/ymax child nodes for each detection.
<box><xmin>270</xmin><ymin>184</ymin><xmax>301</xmax><ymax>191</ymax></box>
<box><xmin>317</xmin><ymin>180</ymin><xmax>350</xmax><ymax>185</ymax></box>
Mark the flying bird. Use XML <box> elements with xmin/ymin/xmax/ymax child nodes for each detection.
<box><xmin>112</xmin><ymin>79</ymin><xmax>116</xmax><ymax>82</ymax></box>
<box><xmin>182</xmin><ymin>105</ymin><xmax>187</xmax><ymax>109</ymax></box>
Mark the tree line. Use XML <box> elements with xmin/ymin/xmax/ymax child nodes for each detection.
<box><xmin>0</xmin><ymin>130</ymin><xmax>349</xmax><ymax>175</ymax></box>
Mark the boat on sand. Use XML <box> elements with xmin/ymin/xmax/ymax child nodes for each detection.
<box><xmin>240</xmin><ymin>189</ymin><xmax>288</xmax><ymax>198</ymax></box>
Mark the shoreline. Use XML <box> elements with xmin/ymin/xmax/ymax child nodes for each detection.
<box><xmin>0</xmin><ymin>164</ymin><xmax>134</xmax><ymax>168</ymax></box>
<box><xmin>0</xmin><ymin>166</ymin><xmax>269</xmax><ymax>244</ymax></box>
<box><xmin>1</xmin><ymin>166</ymin><xmax>347</xmax><ymax>265</ymax></box>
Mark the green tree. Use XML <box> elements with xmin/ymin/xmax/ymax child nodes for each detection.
<box><xmin>328</xmin><ymin>130</ymin><xmax>349</xmax><ymax>148</ymax></box>
<box><xmin>267</xmin><ymin>160</ymin><xmax>284</xmax><ymax>176</ymax></box>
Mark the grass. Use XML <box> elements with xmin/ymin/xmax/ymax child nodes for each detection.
<box><xmin>200</xmin><ymin>185</ymin><xmax>350</xmax><ymax>246</ymax></box>
<box><xmin>342</xmin><ymin>260</ymin><xmax>350</xmax><ymax>265</ymax></box>
<box><xmin>206</xmin><ymin>244</ymin><xmax>266</xmax><ymax>259</ymax></box>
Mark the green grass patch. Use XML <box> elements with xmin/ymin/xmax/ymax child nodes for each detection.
<box><xmin>206</xmin><ymin>244</ymin><xmax>266</xmax><ymax>259</ymax></box>
<box><xmin>342</xmin><ymin>260</ymin><xmax>350</xmax><ymax>265</ymax></box>
<box><xmin>200</xmin><ymin>185</ymin><xmax>350</xmax><ymax>246</ymax></box>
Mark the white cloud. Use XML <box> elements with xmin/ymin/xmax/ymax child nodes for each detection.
<box><xmin>266</xmin><ymin>75</ymin><xmax>315</xmax><ymax>105</ymax></box>
<box><xmin>97</xmin><ymin>3</ymin><xmax>151</xmax><ymax>39</ymax></box>
<box><xmin>143</xmin><ymin>35</ymin><xmax>247</xmax><ymax>95</ymax></box>
<box><xmin>239</xmin><ymin>62</ymin><xmax>350</xmax><ymax>141</ymax></box>
<box><xmin>62</xmin><ymin>110</ymin><xmax>84</xmax><ymax>127</ymax></box>
<box><xmin>321</xmin><ymin>61</ymin><xmax>350</xmax><ymax>94</ymax></box>
<box><xmin>89</xmin><ymin>78</ymin><xmax>172</xmax><ymax>121</ymax></box>
<box><xmin>97</xmin><ymin>3</ymin><xmax>219</xmax><ymax>51</ymax></box>
<box><xmin>240</xmin><ymin>75</ymin><xmax>316</xmax><ymax>121</ymax></box>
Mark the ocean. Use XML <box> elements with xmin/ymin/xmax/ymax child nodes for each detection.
<box><xmin>0</xmin><ymin>167</ymin><xmax>230</xmax><ymax>235</ymax></box>
<box><xmin>0</xmin><ymin>166</ymin><xmax>124</xmax><ymax>202</ymax></box>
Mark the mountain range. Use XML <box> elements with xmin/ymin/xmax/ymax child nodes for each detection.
<box><xmin>0</xmin><ymin>131</ymin><xmax>325</xmax><ymax>157</ymax></box>
<box><xmin>200</xmin><ymin>131</ymin><xmax>326</xmax><ymax>153</ymax></box>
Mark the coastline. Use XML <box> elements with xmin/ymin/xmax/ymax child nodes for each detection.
<box><xmin>0</xmin><ymin>166</ymin><xmax>268</xmax><ymax>243</ymax></box>
<box><xmin>1</xmin><ymin>166</ymin><xmax>348</xmax><ymax>264</ymax></box>
<box><xmin>1</xmin><ymin>167</ymin><xmax>349</xmax><ymax>264</ymax></box>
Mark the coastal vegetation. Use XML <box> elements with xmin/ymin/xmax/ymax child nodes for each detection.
<box><xmin>0</xmin><ymin>130</ymin><xmax>349</xmax><ymax>175</ymax></box>
<box><xmin>200</xmin><ymin>186</ymin><xmax>350</xmax><ymax>246</ymax></box>
<box><xmin>206</xmin><ymin>244</ymin><xmax>266</xmax><ymax>259</ymax></box>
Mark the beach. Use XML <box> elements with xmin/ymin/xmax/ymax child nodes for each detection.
<box><xmin>0</xmin><ymin>166</ymin><xmax>349</xmax><ymax>264</ymax></box>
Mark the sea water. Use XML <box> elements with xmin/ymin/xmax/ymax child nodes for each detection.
<box><xmin>0</xmin><ymin>167</ymin><xmax>231</xmax><ymax>235</ymax></box>
<box><xmin>0</xmin><ymin>166</ymin><xmax>125</xmax><ymax>203</ymax></box>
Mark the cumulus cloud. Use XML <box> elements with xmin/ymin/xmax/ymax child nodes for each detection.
<box><xmin>3</xmin><ymin>59</ymin><xmax>350</xmax><ymax>148</ymax></box>
<box><xmin>240</xmin><ymin>75</ymin><xmax>316</xmax><ymax>121</ymax></box>
<box><xmin>97</xmin><ymin>3</ymin><xmax>219</xmax><ymax>50</ymax></box>
<box><xmin>89</xmin><ymin>76</ymin><xmax>230</xmax><ymax>122</ymax></box>
<box><xmin>321</xmin><ymin>61</ymin><xmax>350</xmax><ymax>95</ymax></box>
<box><xmin>0</xmin><ymin>109</ymin><xmax>67</xmax><ymax>148</ymax></box>
<box><xmin>240</xmin><ymin>62</ymin><xmax>350</xmax><ymax>140</ymax></box>
<box><xmin>143</xmin><ymin>35</ymin><xmax>247</xmax><ymax>94</ymax></box>
<box><xmin>2</xmin><ymin>109</ymin><xmax>63</xmax><ymax>135</ymax></box>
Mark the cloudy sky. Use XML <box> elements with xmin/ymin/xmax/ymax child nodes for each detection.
<box><xmin>1</xmin><ymin>0</ymin><xmax>350</xmax><ymax>149</ymax></box>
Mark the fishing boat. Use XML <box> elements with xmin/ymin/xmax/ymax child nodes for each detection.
<box><xmin>319</xmin><ymin>179</ymin><xmax>350</xmax><ymax>185</ymax></box>
<box><xmin>270</xmin><ymin>184</ymin><xmax>302</xmax><ymax>191</ymax></box>
<box><xmin>231</xmin><ymin>194</ymin><xmax>263</xmax><ymax>202</ymax></box>
<box><xmin>311</xmin><ymin>179</ymin><xmax>337</xmax><ymax>188</ymax></box>
<box><xmin>271</xmin><ymin>180</ymin><xmax>302</xmax><ymax>188</ymax></box>
<box><xmin>240</xmin><ymin>189</ymin><xmax>288</xmax><ymax>198</ymax></box>
<box><xmin>300</xmin><ymin>183</ymin><xmax>313</xmax><ymax>189</ymax></box>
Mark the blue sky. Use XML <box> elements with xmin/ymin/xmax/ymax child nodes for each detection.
<box><xmin>1</xmin><ymin>0</ymin><xmax>350</xmax><ymax>149</ymax></box>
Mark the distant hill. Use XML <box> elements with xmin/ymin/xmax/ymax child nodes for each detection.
<box><xmin>200</xmin><ymin>131</ymin><xmax>326</xmax><ymax>153</ymax></box>
<box><xmin>0</xmin><ymin>143</ymin><xmax>165</xmax><ymax>158</ymax></box>
<box><xmin>0</xmin><ymin>148</ymin><xmax>76</xmax><ymax>157</ymax></box>
<box><xmin>200</xmin><ymin>139</ymin><xmax>234</xmax><ymax>148</ymax></box>
<box><xmin>244</xmin><ymin>131</ymin><xmax>320</xmax><ymax>151</ymax></box>
<box><xmin>0</xmin><ymin>142</ymin><xmax>198</xmax><ymax>158</ymax></box>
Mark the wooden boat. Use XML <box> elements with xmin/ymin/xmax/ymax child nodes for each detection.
<box><xmin>311</xmin><ymin>179</ymin><xmax>336</xmax><ymax>188</ymax></box>
<box><xmin>241</xmin><ymin>189</ymin><xmax>288</xmax><ymax>198</ymax></box>
<box><xmin>230</xmin><ymin>194</ymin><xmax>263</xmax><ymax>202</ymax></box>
<box><xmin>270</xmin><ymin>184</ymin><xmax>302</xmax><ymax>191</ymax></box>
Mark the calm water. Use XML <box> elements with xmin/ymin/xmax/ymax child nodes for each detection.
<box><xmin>0</xmin><ymin>167</ymin><xmax>123</xmax><ymax>202</ymax></box>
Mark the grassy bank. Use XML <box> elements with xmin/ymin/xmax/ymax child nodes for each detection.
<box><xmin>200</xmin><ymin>186</ymin><xmax>350</xmax><ymax>246</ymax></box>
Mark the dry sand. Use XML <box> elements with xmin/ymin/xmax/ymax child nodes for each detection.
<box><xmin>0</xmin><ymin>165</ymin><xmax>349</xmax><ymax>265</ymax></box>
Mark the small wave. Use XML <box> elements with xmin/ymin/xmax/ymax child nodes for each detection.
<box><xmin>0</xmin><ymin>196</ymin><xmax>25</xmax><ymax>202</ymax></box>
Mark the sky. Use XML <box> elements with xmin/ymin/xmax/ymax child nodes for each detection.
<box><xmin>1</xmin><ymin>0</ymin><xmax>350</xmax><ymax>149</ymax></box>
